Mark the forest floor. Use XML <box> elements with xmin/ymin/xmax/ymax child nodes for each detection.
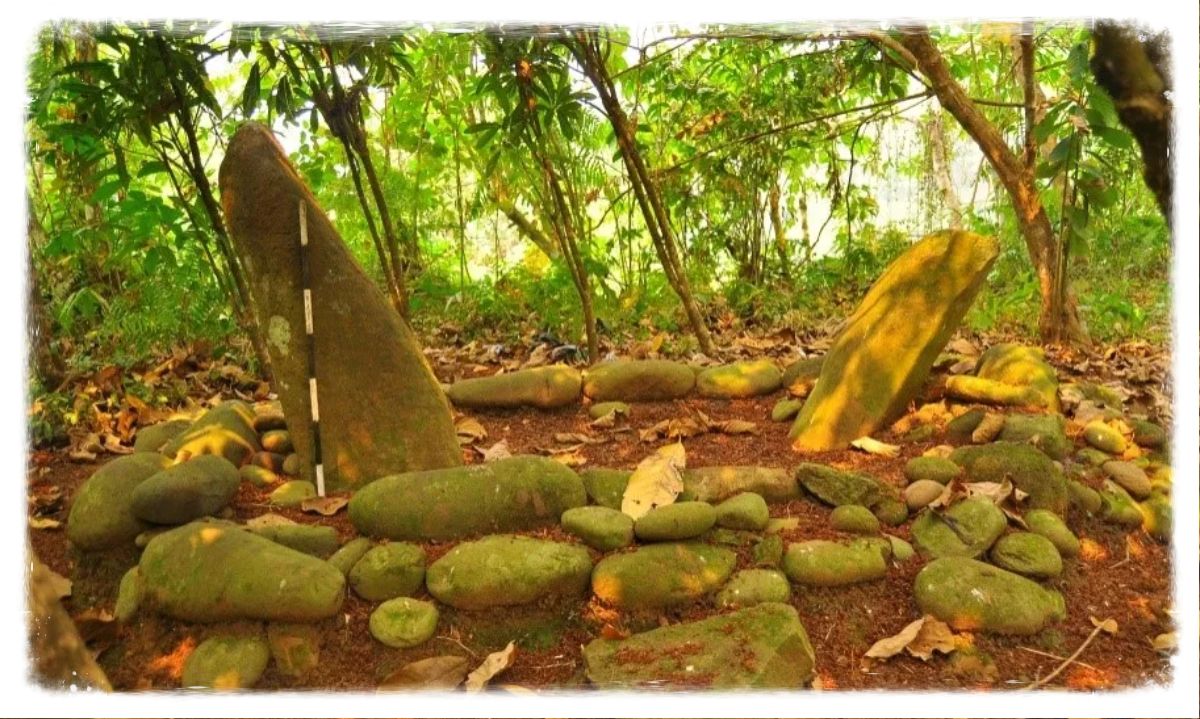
<box><xmin>25</xmin><ymin>329</ymin><xmax>1176</xmax><ymax>692</ymax></box>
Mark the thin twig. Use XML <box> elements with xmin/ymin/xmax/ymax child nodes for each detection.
<box><xmin>1017</xmin><ymin>645</ymin><xmax>1099</xmax><ymax>671</ymax></box>
<box><xmin>1023</xmin><ymin>621</ymin><xmax>1110</xmax><ymax>690</ymax></box>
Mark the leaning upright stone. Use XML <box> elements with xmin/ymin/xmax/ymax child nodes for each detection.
<box><xmin>219</xmin><ymin>123</ymin><xmax>461</xmax><ymax>490</ymax></box>
<box><xmin>790</xmin><ymin>231</ymin><xmax>999</xmax><ymax>451</ymax></box>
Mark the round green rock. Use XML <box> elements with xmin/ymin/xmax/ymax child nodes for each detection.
<box><xmin>349</xmin><ymin>542</ymin><xmax>427</xmax><ymax>601</ymax></box>
<box><xmin>634</xmin><ymin>501</ymin><xmax>716</xmax><ymax>541</ymax></box>
<box><xmin>270</xmin><ymin>480</ymin><xmax>316</xmax><ymax>507</ymax></box>
<box><xmin>716</xmin><ymin>569</ymin><xmax>791</xmax><ymax>608</ymax></box>
<box><xmin>714</xmin><ymin>492</ymin><xmax>770</xmax><ymax>531</ymax></box>
<box><xmin>560</xmin><ymin>506</ymin><xmax>634</xmax><ymax>551</ymax></box>
<box><xmin>181</xmin><ymin>634</ymin><xmax>270</xmax><ymax>689</ymax></box>
<box><xmin>1024</xmin><ymin>509</ymin><xmax>1079</xmax><ymax>557</ymax></box>
<box><xmin>830</xmin><ymin>505</ymin><xmax>879</xmax><ymax>534</ymax></box>
<box><xmin>369</xmin><ymin>597</ymin><xmax>439</xmax><ymax>648</ymax></box>
<box><xmin>903</xmin><ymin>456</ymin><xmax>961</xmax><ymax>484</ymax></box>
<box><xmin>989</xmin><ymin>531</ymin><xmax>1063</xmax><ymax>579</ymax></box>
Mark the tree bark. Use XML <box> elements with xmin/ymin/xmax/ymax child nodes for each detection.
<box><xmin>925</xmin><ymin>110</ymin><xmax>964</xmax><ymax>229</ymax></box>
<box><xmin>768</xmin><ymin>182</ymin><xmax>793</xmax><ymax>280</ymax></box>
<box><xmin>899</xmin><ymin>29</ymin><xmax>1089</xmax><ymax>344</ymax></box>
<box><xmin>495</xmin><ymin>197</ymin><xmax>560</xmax><ymax>259</ymax></box>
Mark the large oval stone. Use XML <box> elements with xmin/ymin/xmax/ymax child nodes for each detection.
<box><xmin>591</xmin><ymin>543</ymin><xmax>735</xmax><ymax>609</ymax></box>
<box><xmin>349</xmin><ymin>455</ymin><xmax>585</xmax><ymax>541</ymax></box>
<box><xmin>682</xmin><ymin>466</ymin><xmax>799</xmax><ymax>503</ymax></box>
<box><xmin>911</xmin><ymin>498</ymin><xmax>1006</xmax><ymax>559</ymax></box>
<box><xmin>139</xmin><ymin>521</ymin><xmax>345</xmax><ymax>622</ymax></box>
<box><xmin>949</xmin><ymin>442</ymin><xmax>1067</xmax><ymax>514</ymax></box>
<box><xmin>782</xmin><ymin>538</ymin><xmax>890</xmax><ymax>587</ymax></box>
<box><xmin>133</xmin><ymin>418</ymin><xmax>192</xmax><ymax>454</ymax></box>
<box><xmin>989</xmin><ymin>531</ymin><xmax>1063</xmax><ymax>579</ymax></box>
<box><xmin>67</xmin><ymin>453</ymin><xmax>171</xmax><ymax>551</ymax></box>
<box><xmin>349</xmin><ymin>542</ymin><xmax>426</xmax><ymax>601</ymax></box>
<box><xmin>181</xmin><ymin>634</ymin><xmax>270</xmax><ymax>689</ymax></box>
<box><xmin>584</xmin><ymin>602</ymin><xmax>815</xmax><ymax>688</ymax></box>
<box><xmin>634</xmin><ymin>501</ymin><xmax>716</xmax><ymax>541</ymax></box>
<box><xmin>161</xmin><ymin>402</ymin><xmax>261</xmax><ymax>466</ymax></box>
<box><xmin>447</xmin><ymin>365</ymin><xmax>582</xmax><ymax>409</ymax></box>
<box><xmin>425</xmin><ymin>535</ymin><xmax>591</xmax><ymax>610</ymax></box>
<box><xmin>130</xmin><ymin>455</ymin><xmax>240</xmax><ymax>525</ymax></box>
<box><xmin>695</xmin><ymin>359</ymin><xmax>782</xmax><ymax>398</ymax></box>
<box><xmin>914</xmin><ymin>557</ymin><xmax>1066</xmax><ymax>635</ymax></box>
<box><xmin>581</xmin><ymin>359</ymin><xmax>695</xmax><ymax>401</ymax></box>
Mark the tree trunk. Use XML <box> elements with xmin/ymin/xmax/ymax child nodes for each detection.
<box><xmin>495</xmin><ymin>197</ymin><xmax>560</xmax><ymax>259</ymax></box>
<box><xmin>925</xmin><ymin>111</ymin><xmax>964</xmax><ymax>228</ymax></box>
<box><xmin>768</xmin><ymin>182</ymin><xmax>792</xmax><ymax>281</ymax></box>
<box><xmin>26</xmin><ymin>203</ymin><xmax>65</xmax><ymax>388</ymax></box>
<box><xmin>899</xmin><ymin>29</ymin><xmax>1089</xmax><ymax>344</ymax></box>
<box><xmin>567</xmin><ymin>32</ymin><xmax>716</xmax><ymax>356</ymax></box>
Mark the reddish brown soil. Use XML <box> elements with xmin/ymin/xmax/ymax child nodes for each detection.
<box><xmin>26</xmin><ymin>388</ymin><xmax>1174</xmax><ymax>693</ymax></box>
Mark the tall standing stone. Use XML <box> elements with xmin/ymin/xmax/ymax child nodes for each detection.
<box><xmin>790</xmin><ymin>230</ymin><xmax>999</xmax><ymax>451</ymax></box>
<box><xmin>219</xmin><ymin>123</ymin><xmax>461</xmax><ymax>490</ymax></box>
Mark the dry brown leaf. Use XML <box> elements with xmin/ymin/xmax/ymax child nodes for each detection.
<box><xmin>864</xmin><ymin>615</ymin><xmax>963</xmax><ymax>662</ymax></box>
<box><xmin>964</xmin><ymin>479</ymin><xmax>1015</xmax><ymax>505</ymax></box>
<box><xmin>926</xmin><ymin>481</ymin><xmax>957</xmax><ymax>510</ymax></box>
<box><xmin>554</xmin><ymin>432</ymin><xmax>607</xmax><ymax>445</ymax></box>
<box><xmin>850</xmin><ymin>436</ymin><xmax>900</xmax><ymax>457</ymax></box>
<box><xmin>245</xmin><ymin>513</ymin><xmax>296</xmax><ymax>531</ymax></box>
<box><xmin>300</xmin><ymin>495</ymin><xmax>349</xmax><ymax>516</ymax></box>
<box><xmin>379</xmin><ymin>655</ymin><xmax>470</xmax><ymax>690</ymax></box>
<box><xmin>29</xmin><ymin>517</ymin><xmax>62</xmax><ymax>530</ymax></box>
<box><xmin>455</xmin><ymin>418</ymin><xmax>487</xmax><ymax>444</ymax></box>
<box><xmin>621</xmin><ymin>442</ymin><xmax>685</xmax><ymax>520</ymax></box>
<box><xmin>971</xmin><ymin>412</ymin><xmax>1006</xmax><ymax>443</ymax></box>
<box><xmin>709</xmin><ymin>419</ymin><xmax>759</xmax><ymax>435</ymax></box>
<box><xmin>1150</xmin><ymin>632</ymin><xmax>1176</xmax><ymax>652</ymax></box>
<box><xmin>478</xmin><ymin>439</ymin><xmax>512</xmax><ymax>462</ymax></box>
<box><xmin>464</xmin><ymin>641</ymin><xmax>516</xmax><ymax>692</ymax></box>
<box><xmin>948</xmin><ymin>338</ymin><xmax>979</xmax><ymax>356</ymax></box>
<box><xmin>590</xmin><ymin>411</ymin><xmax>618</xmax><ymax>429</ymax></box>
<box><xmin>550</xmin><ymin>450</ymin><xmax>587</xmax><ymax>468</ymax></box>
<box><xmin>1090</xmin><ymin>616</ymin><xmax>1119</xmax><ymax>635</ymax></box>
<box><xmin>864</xmin><ymin>617</ymin><xmax>925</xmax><ymax>659</ymax></box>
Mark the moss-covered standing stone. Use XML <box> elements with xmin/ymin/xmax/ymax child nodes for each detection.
<box><xmin>350</xmin><ymin>456</ymin><xmax>585</xmax><ymax>540</ymax></box>
<box><xmin>67</xmin><ymin>452</ymin><xmax>171</xmax><ymax>551</ymax></box>
<box><xmin>447</xmin><ymin>365</ymin><xmax>582</xmax><ymax>409</ymax></box>
<box><xmin>914</xmin><ymin>557</ymin><xmax>1065</xmax><ymax>635</ymax></box>
<box><xmin>426</xmin><ymin>535</ymin><xmax>592</xmax><ymax>610</ymax></box>
<box><xmin>591</xmin><ymin>543</ymin><xmax>735</xmax><ymax>609</ymax></box>
<box><xmin>790</xmin><ymin>231</ymin><xmax>999</xmax><ymax>450</ymax></box>
<box><xmin>581</xmin><ymin>359</ymin><xmax>696</xmax><ymax>401</ymax></box>
<box><xmin>584</xmin><ymin>602</ymin><xmax>815</xmax><ymax>689</ymax></box>
<box><xmin>348</xmin><ymin>542</ymin><xmax>426</xmax><ymax>601</ymax></box>
<box><xmin>989</xmin><ymin>532</ymin><xmax>1063</xmax><ymax>579</ymax></box>
<box><xmin>782</xmin><ymin>538</ymin><xmax>891</xmax><ymax>587</ymax></box>
<box><xmin>560</xmin><ymin>506</ymin><xmax>634</xmax><ymax>551</ymax></box>
<box><xmin>369</xmin><ymin>597</ymin><xmax>439</xmax><ymax>648</ymax></box>
<box><xmin>695</xmin><ymin>359</ymin><xmax>782</xmax><ymax>398</ymax></box>
<box><xmin>181</xmin><ymin>634</ymin><xmax>271</xmax><ymax>689</ymax></box>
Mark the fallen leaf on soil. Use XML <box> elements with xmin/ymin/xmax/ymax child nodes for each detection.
<box><xmin>300</xmin><ymin>495</ymin><xmax>349</xmax><ymax>516</ymax></box>
<box><xmin>29</xmin><ymin>516</ymin><xmax>62</xmax><ymax>530</ymax></box>
<box><xmin>554</xmin><ymin>432</ymin><xmax>607</xmax><ymax>445</ymax></box>
<box><xmin>850</xmin><ymin>436</ymin><xmax>900</xmax><ymax>457</ymax></box>
<box><xmin>709</xmin><ymin>419</ymin><xmax>758</xmax><ymax>435</ymax></box>
<box><xmin>464</xmin><ymin>641</ymin><xmax>516</xmax><ymax>692</ymax></box>
<box><xmin>864</xmin><ymin>615</ymin><xmax>964</xmax><ymax>663</ymax></box>
<box><xmin>379</xmin><ymin>655</ymin><xmax>470</xmax><ymax>690</ymax></box>
<box><xmin>549</xmin><ymin>449</ymin><xmax>587</xmax><ymax>468</ymax></box>
<box><xmin>1090</xmin><ymin>616</ymin><xmax>1119</xmax><ymax>635</ymax></box>
<box><xmin>68</xmin><ymin>449</ymin><xmax>98</xmax><ymax>463</ymax></box>
<box><xmin>591</xmin><ymin>411</ymin><xmax>618</xmax><ymax>429</ymax></box>
<box><xmin>477</xmin><ymin>439</ymin><xmax>512</xmax><ymax>462</ymax></box>
<box><xmin>971</xmin><ymin>412</ymin><xmax>1006</xmax><ymax>443</ymax></box>
<box><xmin>245</xmin><ymin>513</ymin><xmax>296</xmax><ymax>531</ymax></box>
<box><xmin>621</xmin><ymin>442</ymin><xmax>686</xmax><ymax>520</ymax></box>
<box><xmin>455</xmin><ymin>417</ymin><xmax>487</xmax><ymax>444</ymax></box>
<box><xmin>964</xmin><ymin>479</ymin><xmax>1017</xmax><ymax>505</ymax></box>
<box><xmin>1150</xmin><ymin>632</ymin><xmax>1176</xmax><ymax>652</ymax></box>
<box><xmin>926</xmin><ymin>480</ymin><xmax>957</xmax><ymax>510</ymax></box>
<box><xmin>948</xmin><ymin>338</ymin><xmax>979</xmax><ymax>356</ymax></box>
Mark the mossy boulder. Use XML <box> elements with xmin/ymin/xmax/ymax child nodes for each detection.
<box><xmin>326</xmin><ymin>537</ymin><xmax>372</xmax><ymax>576</ymax></box>
<box><xmin>1083</xmin><ymin>420</ymin><xmax>1127</xmax><ymax>454</ymax></box>
<box><xmin>714</xmin><ymin>492</ymin><xmax>770</xmax><ymax>531</ymax></box>
<box><xmin>560</xmin><ymin>506</ymin><xmax>634</xmax><ymax>551</ymax></box>
<box><xmin>781</xmin><ymin>355</ymin><xmax>825</xmax><ymax>396</ymax></box>
<box><xmin>129</xmin><ymin>455</ymin><xmax>240</xmax><ymax>525</ymax></box>
<box><xmin>830</xmin><ymin>505</ymin><xmax>880</xmax><ymax>534</ymax></box>
<box><xmin>1025</xmin><ymin>509</ymin><xmax>1080</xmax><ymax>557</ymax></box>
<box><xmin>794</xmin><ymin>463</ymin><xmax>896</xmax><ymax>509</ymax></box>
<box><xmin>115</xmin><ymin>567</ymin><xmax>143</xmax><ymax>622</ymax></box>
<box><xmin>944</xmin><ymin>376</ymin><xmax>1044</xmax><ymax>409</ymax></box>
<box><xmin>252</xmin><ymin>412</ymin><xmax>287</xmax><ymax>433</ymax></box>
<box><xmin>133</xmin><ymin>418</ymin><xmax>192</xmax><ymax>453</ymax></box>
<box><xmin>260</xmin><ymin>429</ymin><xmax>293</xmax><ymax>455</ymax></box>
<box><xmin>974</xmin><ymin>343</ymin><xmax>1059</xmax><ymax>411</ymax></box>
<box><xmin>1102</xmin><ymin>460</ymin><xmax>1151</xmax><ymax>499</ymax></box>
<box><xmin>949</xmin><ymin>442</ymin><xmax>1067</xmax><ymax>514</ymax></box>
<box><xmin>903</xmin><ymin>456</ymin><xmax>961</xmax><ymax>484</ymax></box>
<box><xmin>695</xmin><ymin>359</ymin><xmax>782</xmax><ymax>399</ymax></box>
<box><xmin>139</xmin><ymin>521</ymin><xmax>345</xmax><ymax>622</ymax></box>
<box><xmin>946</xmin><ymin>407</ymin><xmax>987</xmax><ymax>441</ymax></box>
<box><xmin>250</xmin><ymin>451</ymin><xmax>288</xmax><ymax>472</ymax></box>
<box><xmin>581</xmin><ymin>359</ymin><xmax>696</xmax><ymax>401</ymax></box>
<box><xmin>447</xmin><ymin>365</ymin><xmax>582</xmax><ymax>409</ymax></box>
<box><xmin>682</xmin><ymin>466</ymin><xmax>798</xmax><ymax>503</ymax></box>
<box><xmin>348</xmin><ymin>542</ymin><xmax>426</xmax><ymax>601</ymax></box>
<box><xmin>904</xmin><ymin>480</ymin><xmax>947</xmax><ymax>510</ymax></box>
<box><xmin>873</xmin><ymin>499</ymin><xmax>909</xmax><ymax>526</ymax></box>
<box><xmin>782</xmin><ymin>538</ymin><xmax>891</xmax><ymax>587</ymax></box>
<box><xmin>584</xmin><ymin>602</ymin><xmax>815</xmax><ymax>689</ymax></box>
<box><xmin>588</xmin><ymin>401</ymin><xmax>630</xmax><ymax>420</ymax></box>
<box><xmin>579</xmin><ymin>468</ymin><xmax>630</xmax><ymax>509</ymax></box>
<box><xmin>886</xmin><ymin>534</ymin><xmax>916</xmax><ymax>562</ymax></box>
<box><xmin>426</xmin><ymin>535</ymin><xmax>591</xmax><ymax>610</ymax></box>
<box><xmin>349</xmin><ymin>456</ymin><xmax>585</xmax><ymax>541</ymax></box>
<box><xmin>181</xmin><ymin>633</ymin><xmax>270</xmax><ymax>689</ymax></box>
<box><xmin>771</xmin><ymin>398</ymin><xmax>804</xmax><ymax>422</ymax></box>
<box><xmin>161</xmin><ymin>402</ymin><xmax>261</xmax><ymax>466</ymax></box>
<box><xmin>220</xmin><ymin>123</ymin><xmax>462</xmax><ymax>491</ymax></box>
<box><xmin>266</xmin><ymin>623</ymin><xmax>320</xmax><ymax>677</ymax></box>
<box><xmin>1075</xmin><ymin>447</ymin><xmax>1113</xmax><ymax>467</ymax></box>
<box><xmin>1100</xmin><ymin>481</ymin><xmax>1143</xmax><ymax>526</ymax></box>
<box><xmin>1067</xmin><ymin>479</ymin><xmax>1103</xmax><ymax>515</ymax></box>
<box><xmin>790</xmin><ymin>231</ymin><xmax>999</xmax><ymax>450</ymax></box>
<box><xmin>716</xmin><ymin>569</ymin><xmax>791</xmax><ymax>609</ymax></box>
<box><xmin>914</xmin><ymin>557</ymin><xmax>1066</xmax><ymax>635</ymax></box>
<box><xmin>998</xmin><ymin>413</ymin><xmax>1070</xmax><ymax>460</ymax></box>
<box><xmin>249</xmin><ymin>523</ymin><xmax>340</xmax><ymax>557</ymax></box>
<box><xmin>634</xmin><ymin>502</ymin><xmax>716</xmax><ymax>541</ymax></box>
<box><xmin>989</xmin><ymin>532</ymin><xmax>1063</xmax><ymax>579</ymax></box>
<box><xmin>369</xmin><ymin>598</ymin><xmax>439</xmax><ymax>648</ymax></box>
<box><xmin>269</xmin><ymin>480</ymin><xmax>316</xmax><ymax>508</ymax></box>
<box><xmin>591</xmin><ymin>543</ymin><xmax>735</xmax><ymax>609</ymax></box>
<box><xmin>752</xmin><ymin>534</ymin><xmax>785</xmax><ymax>567</ymax></box>
<box><xmin>239</xmin><ymin>465</ymin><xmax>278</xmax><ymax>488</ymax></box>
<box><xmin>66</xmin><ymin>452</ymin><xmax>171</xmax><ymax>551</ymax></box>
<box><xmin>911</xmin><ymin>498</ymin><xmax>1006</xmax><ymax>559</ymax></box>
<box><xmin>1131</xmin><ymin>419</ymin><xmax>1167</xmax><ymax>448</ymax></box>
<box><xmin>1139</xmin><ymin>492</ymin><xmax>1172</xmax><ymax>541</ymax></box>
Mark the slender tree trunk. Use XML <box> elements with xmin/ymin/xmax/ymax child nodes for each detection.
<box><xmin>925</xmin><ymin>111</ymin><xmax>964</xmax><ymax>228</ymax></box>
<box><xmin>567</xmin><ymin>32</ymin><xmax>716</xmax><ymax>356</ymax></box>
<box><xmin>495</xmin><ymin>197</ymin><xmax>560</xmax><ymax>259</ymax></box>
<box><xmin>798</xmin><ymin>192</ymin><xmax>813</xmax><ymax>263</ymax></box>
<box><xmin>26</xmin><ymin>203</ymin><xmax>65</xmax><ymax>388</ymax></box>
<box><xmin>768</xmin><ymin>183</ymin><xmax>791</xmax><ymax>281</ymax></box>
<box><xmin>898</xmin><ymin>29</ymin><xmax>1089</xmax><ymax>344</ymax></box>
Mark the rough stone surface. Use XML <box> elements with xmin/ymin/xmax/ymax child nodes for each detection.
<box><xmin>250</xmin><ymin>523</ymin><xmax>340</xmax><ymax>557</ymax></box>
<box><xmin>914</xmin><ymin>557</ymin><xmax>1066</xmax><ymax>635</ymax></box>
<box><xmin>903</xmin><ymin>456</ymin><xmax>961</xmax><ymax>484</ymax></box>
<box><xmin>1067</xmin><ymin>479</ymin><xmax>1103</xmax><ymax>515</ymax></box>
<box><xmin>1140</xmin><ymin>492</ymin><xmax>1172</xmax><ymax>541</ymax></box>
<box><xmin>790</xmin><ymin>231</ymin><xmax>999</xmax><ymax>450</ymax></box>
<box><xmin>973</xmin><ymin>343</ymin><xmax>1060</xmax><ymax>411</ymax></box>
<box><xmin>911</xmin><ymin>498</ymin><xmax>1006</xmax><ymax>559</ymax></box>
<box><xmin>260</xmin><ymin>429</ymin><xmax>293</xmax><ymax>455</ymax></box>
<box><xmin>369</xmin><ymin>598</ymin><xmax>439</xmax><ymax>648</ymax></box>
<box><xmin>327</xmin><ymin>537</ymin><xmax>372</xmax><ymax>576</ymax></box>
<box><xmin>67</xmin><ymin>453</ymin><xmax>171</xmax><ymax>551</ymax></box>
<box><xmin>1083</xmin><ymin>420</ymin><xmax>1127</xmax><ymax>454</ymax></box>
<box><xmin>1025</xmin><ymin>509</ymin><xmax>1080</xmax><ymax>557</ymax></box>
<box><xmin>139</xmin><ymin>521</ymin><xmax>345</xmax><ymax>622</ymax></box>
<box><xmin>239</xmin><ymin>465</ymin><xmax>278</xmax><ymax>488</ymax></box>
<box><xmin>998</xmin><ymin>413</ymin><xmax>1070</xmax><ymax>460</ymax></box>
<box><xmin>130</xmin><ymin>455</ymin><xmax>240</xmax><ymax>525</ymax></box>
<box><xmin>946</xmin><ymin>408</ymin><xmax>986</xmax><ymax>441</ymax></box>
<box><xmin>714</xmin><ymin>492</ymin><xmax>770</xmax><ymax>531</ymax></box>
<box><xmin>181</xmin><ymin>634</ymin><xmax>270</xmax><ymax>689</ymax></box>
<box><xmin>581</xmin><ymin>359</ymin><xmax>696</xmax><ymax>401</ymax></box>
<box><xmin>219</xmin><ymin>122</ymin><xmax>461</xmax><ymax>490</ymax></box>
<box><xmin>426</xmin><ymin>535</ymin><xmax>592</xmax><ymax>610</ymax></box>
<box><xmin>682</xmin><ymin>466</ymin><xmax>798</xmax><ymax>503</ymax></box>
<box><xmin>447</xmin><ymin>365</ymin><xmax>582</xmax><ymax>409</ymax></box>
<box><xmin>886</xmin><ymin>535</ymin><xmax>916</xmax><ymax>562</ymax></box>
<box><xmin>990</xmin><ymin>531</ymin><xmax>1062</xmax><ymax>578</ymax></box>
<box><xmin>560</xmin><ymin>506</ymin><xmax>634</xmax><ymax>551</ymax></box>
<box><xmin>269</xmin><ymin>480</ymin><xmax>316</xmax><ymax>508</ymax></box>
<box><xmin>872</xmin><ymin>499</ymin><xmax>909</xmax><ymax>527</ymax></box>
<box><xmin>829</xmin><ymin>505</ymin><xmax>880</xmax><ymax>534</ymax></box>
<box><xmin>949</xmin><ymin>442</ymin><xmax>1067</xmax><ymax>514</ymax></box>
<box><xmin>752</xmin><ymin>534</ymin><xmax>784</xmax><ymax>567</ymax></box>
<box><xmin>904</xmin><ymin>480</ymin><xmax>947</xmax><ymax>510</ymax></box>
<box><xmin>1131</xmin><ymin>419</ymin><xmax>1167</xmax><ymax>448</ymax></box>
<box><xmin>1100</xmin><ymin>481</ymin><xmax>1143</xmax><ymax>526</ymax></box>
<box><xmin>584</xmin><ymin>602</ymin><xmax>815</xmax><ymax>688</ymax></box>
<box><xmin>161</xmin><ymin>402</ymin><xmax>260</xmax><ymax>466</ymax></box>
<box><xmin>349</xmin><ymin>456</ymin><xmax>585</xmax><ymax>541</ymax></box>
<box><xmin>591</xmin><ymin>543</ymin><xmax>735</xmax><ymax>609</ymax></box>
<box><xmin>115</xmin><ymin>567</ymin><xmax>143</xmax><ymax>622</ymax></box>
<box><xmin>133</xmin><ymin>418</ymin><xmax>192</xmax><ymax>453</ymax></box>
<box><xmin>348</xmin><ymin>542</ymin><xmax>427</xmax><ymax>601</ymax></box>
<box><xmin>1102</xmin><ymin>460</ymin><xmax>1151</xmax><ymax>499</ymax></box>
<box><xmin>1075</xmin><ymin>447</ymin><xmax>1113</xmax><ymax>466</ymax></box>
<box><xmin>634</xmin><ymin>502</ymin><xmax>716</xmax><ymax>541</ymax></box>
<box><xmin>782</xmin><ymin>538</ymin><xmax>891</xmax><ymax>587</ymax></box>
<box><xmin>716</xmin><ymin>569</ymin><xmax>792</xmax><ymax>608</ymax></box>
<box><xmin>695</xmin><ymin>359</ymin><xmax>782</xmax><ymax>398</ymax></box>
<box><xmin>771</xmin><ymin>398</ymin><xmax>804</xmax><ymax>422</ymax></box>
<box><xmin>579</xmin><ymin>468</ymin><xmax>630</xmax><ymax>509</ymax></box>
<box><xmin>795</xmin><ymin>463</ymin><xmax>895</xmax><ymax>509</ymax></box>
